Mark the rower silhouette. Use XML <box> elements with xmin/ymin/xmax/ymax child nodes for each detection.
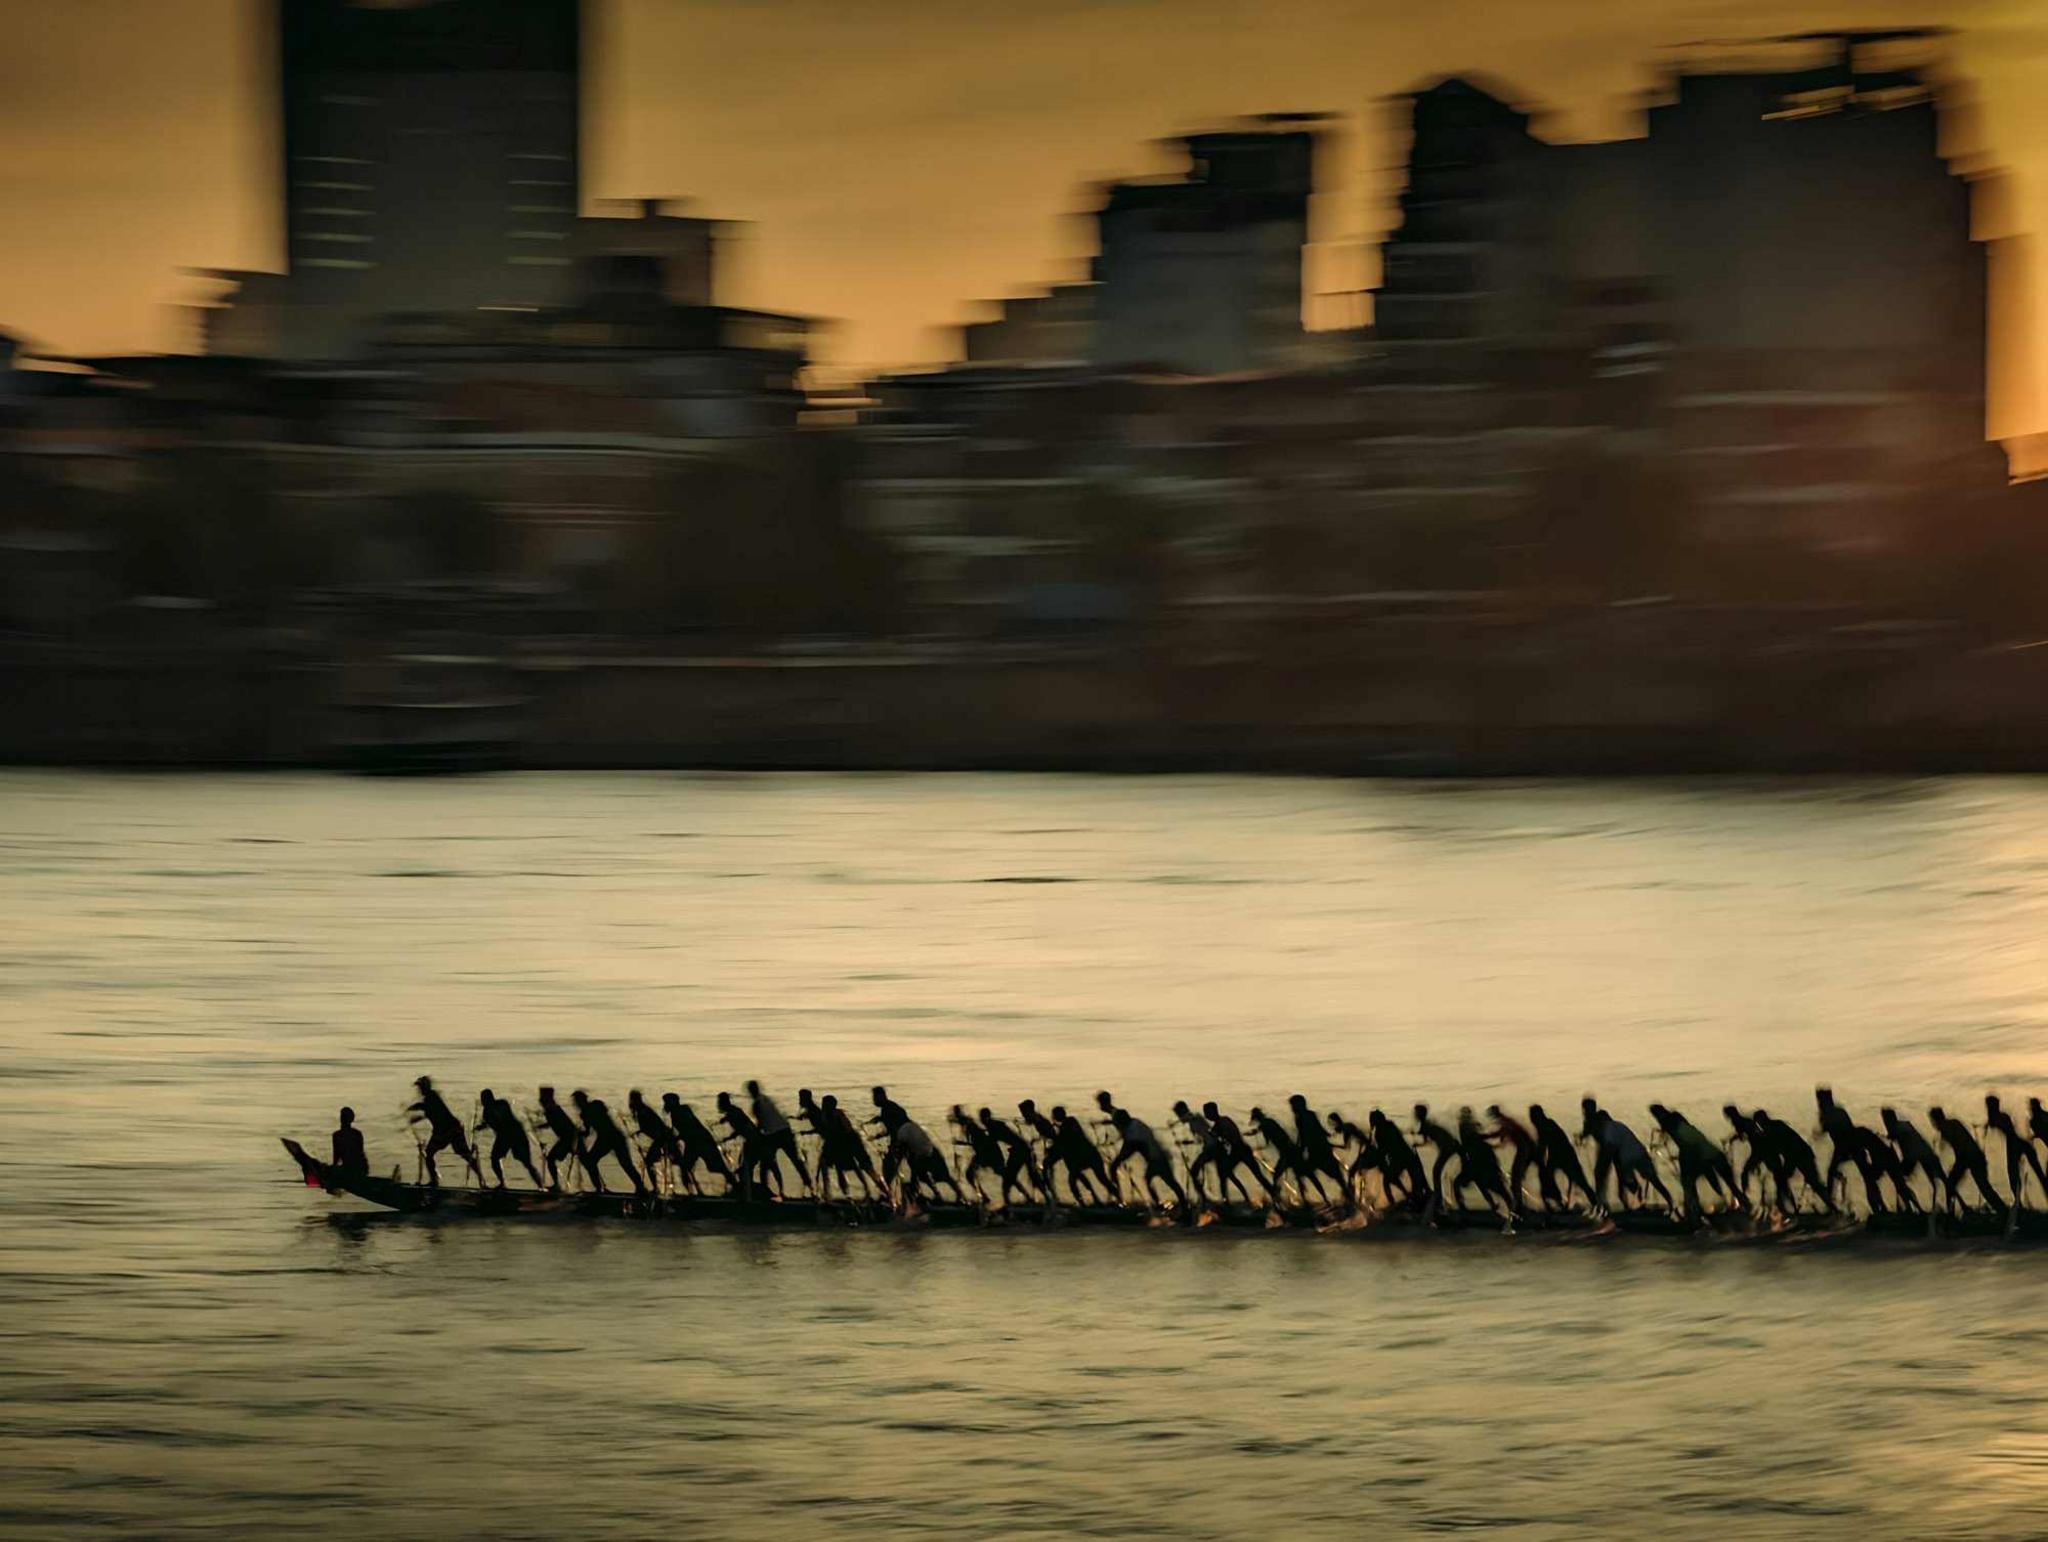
<box><xmin>1248</xmin><ymin>1106</ymin><xmax>1312</xmax><ymax>1208</ymax></box>
<box><xmin>801</xmin><ymin>1089</ymin><xmax>881</xmax><ymax>1201</ymax></box>
<box><xmin>1174</xmin><ymin>1100</ymin><xmax>1221</xmax><ymax>1203</ymax></box>
<box><xmin>1649</xmin><ymin>1103</ymin><xmax>1744</xmax><ymax>1219</ymax></box>
<box><xmin>1107</xmin><ymin>1106</ymin><xmax>1189</xmax><ymax>1212</ymax></box>
<box><xmin>406</xmin><ymin>1076</ymin><xmax>483</xmax><ymax>1188</ymax></box>
<box><xmin>717</xmin><ymin>1091</ymin><xmax>783</xmax><ymax>1201</ymax></box>
<box><xmin>627</xmin><ymin>1089</ymin><xmax>685</xmax><ymax>1191</ymax></box>
<box><xmin>1327</xmin><ymin>1110</ymin><xmax>1384</xmax><ymax>1200</ymax></box>
<box><xmin>1528</xmin><ymin>1104</ymin><xmax>1595</xmax><ymax>1212</ymax></box>
<box><xmin>1985</xmin><ymin>1095</ymin><xmax>2046</xmax><ymax>1210</ymax></box>
<box><xmin>536</xmin><ymin>1085</ymin><xmax>596</xmax><ymax>1192</ymax></box>
<box><xmin>1201</xmin><ymin>1102</ymin><xmax>1272</xmax><ymax>1207</ymax></box>
<box><xmin>887</xmin><ymin>1104</ymin><xmax>967</xmax><ymax>1208</ymax></box>
<box><xmin>1722</xmin><ymin>1105</ymin><xmax>1763</xmax><ymax>1206</ymax></box>
<box><xmin>1370</xmin><ymin>1109</ymin><xmax>1430</xmax><ymax>1210</ymax></box>
<box><xmin>1449</xmin><ymin>1106</ymin><xmax>1516</xmax><ymax>1220</ymax></box>
<box><xmin>1815</xmin><ymin>1088</ymin><xmax>1893</xmax><ymax>1213</ymax></box>
<box><xmin>571</xmin><ymin>1089</ymin><xmax>647</xmax><ymax>1196</ymax></box>
<box><xmin>1047</xmin><ymin>1104</ymin><xmax>1114</xmax><ymax>1206</ymax></box>
<box><xmin>951</xmin><ymin>1104</ymin><xmax>1007</xmax><ymax>1203</ymax></box>
<box><xmin>1288</xmin><ymin>1094</ymin><xmax>1349</xmax><ymax>1209</ymax></box>
<box><xmin>1413</xmin><ymin>1102</ymin><xmax>1462</xmax><ymax>1208</ymax></box>
<box><xmin>1485</xmin><ymin>1104</ymin><xmax>1542</xmax><ymax>1211</ymax></box>
<box><xmin>477</xmin><ymin>1088</ymin><xmax>545</xmax><ymax>1189</ymax></box>
<box><xmin>1748</xmin><ymin>1107</ymin><xmax>1831</xmax><ymax>1213</ymax></box>
<box><xmin>1929</xmin><ymin>1104</ymin><xmax>2006</xmax><ymax>1217</ymax></box>
<box><xmin>979</xmin><ymin>1105</ymin><xmax>1044</xmax><ymax>1208</ymax></box>
<box><xmin>1016</xmin><ymin>1097</ymin><xmax>1059</xmax><ymax>1170</ymax></box>
<box><xmin>1605</xmin><ymin>1106</ymin><xmax>1676</xmax><ymax>1212</ymax></box>
<box><xmin>748</xmin><ymin>1081</ymin><xmax>814</xmax><ymax>1197</ymax></box>
<box><xmin>1881</xmin><ymin>1106</ymin><xmax>1945</xmax><ymax>1211</ymax></box>
<box><xmin>331</xmin><ymin>1107</ymin><xmax>368</xmax><ymax>1179</ymax></box>
<box><xmin>659</xmin><ymin>1093</ymin><xmax>733</xmax><ymax>1195</ymax></box>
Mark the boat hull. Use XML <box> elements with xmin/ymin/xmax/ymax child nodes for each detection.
<box><xmin>282</xmin><ymin>1140</ymin><xmax>2047</xmax><ymax>1241</ymax></box>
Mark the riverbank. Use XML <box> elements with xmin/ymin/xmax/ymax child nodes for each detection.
<box><xmin>10</xmin><ymin>629</ymin><xmax>2048</xmax><ymax>773</ymax></box>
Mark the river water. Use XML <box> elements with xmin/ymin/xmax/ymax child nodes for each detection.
<box><xmin>4</xmin><ymin>771</ymin><xmax>2047</xmax><ymax>1539</ymax></box>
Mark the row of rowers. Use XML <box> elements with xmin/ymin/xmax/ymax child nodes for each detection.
<box><xmin>349</xmin><ymin>1079</ymin><xmax>2048</xmax><ymax>1219</ymax></box>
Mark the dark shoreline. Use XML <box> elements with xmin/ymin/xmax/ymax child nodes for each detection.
<box><xmin>12</xmin><ymin>644</ymin><xmax>2048</xmax><ymax>775</ymax></box>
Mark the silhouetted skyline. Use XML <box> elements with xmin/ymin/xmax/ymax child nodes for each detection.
<box><xmin>1</xmin><ymin>0</ymin><xmax>2044</xmax><ymax>434</ymax></box>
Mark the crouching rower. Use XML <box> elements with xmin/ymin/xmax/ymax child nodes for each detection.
<box><xmin>800</xmin><ymin>1090</ymin><xmax>881</xmax><ymax>1201</ymax></box>
<box><xmin>1485</xmin><ymin>1104</ymin><xmax>1542</xmax><ymax>1212</ymax></box>
<box><xmin>951</xmin><ymin>1105</ymin><xmax>1008</xmax><ymax>1202</ymax></box>
<box><xmin>1288</xmin><ymin>1095</ymin><xmax>1350</xmax><ymax>1210</ymax></box>
<box><xmin>888</xmin><ymin>1105</ymin><xmax>968</xmax><ymax>1208</ymax></box>
<box><xmin>1881</xmin><ymin>1106</ymin><xmax>1945</xmax><ymax>1211</ymax></box>
<box><xmin>1413</xmin><ymin>1103</ymin><xmax>1463</xmax><ymax>1208</ymax></box>
<box><xmin>1248</xmin><ymin>1106</ymin><xmax>1312</xmax><ymax>1208</ymax></box>
<box><xmin>659</xmin><ymin>1093</ymin><xmax>733</xmax><ymax>1195</ymax></box>
<box><xmin>1584</xmin><ymin>1101</ymin><xmax>1676</xmax><ymax>1212</ymax></box>
<box><xmin>716</xmin><ymin>1091</ymin><xmax>787</xmax><ymax>1201</ymax></box>
<box><xmin>977</xmin><ymin>1106</ymin><xmax>1042</xmax><ymax>1208</ymax></box>
<box><xmin>1107</xmin><ymin>1107</ymin><xmax>1188</xmax><ymax>1212</ymax></box>
<box><xmin>1190</xmin><ymin>1103</ymin><xmax>1268</xmax><ymax>1207</ymax></box>
<box><xmin>571</xmin><ymin>1089</ymin><xmax>647</xmax><ymax>1196</ymax></box>
<box><xmin>478</xmin><ymin>1087</ymin><xmax>546</xmax><ymax>1190</ymax></box>
<box><xmin>748</xmin><ymin>1081</ymin><xmax>814</xmax><ymax>1198</ymax></box>
<box><xmin>1527</xmin><ymin>1103</ymin><xmax>1595</xmax><ymax>1213</ymax></box>
<box><xmin>536</xmin><ymin>1086</ymin><xmax>593</xmax><ymax>1192</ymax></box>
<box><xmin>1448</xmin><ymin>1106</ymin><xmax>1516</xmax><ymax>1220</ymax></box>
<box><xmin>1747</xmin><ymin>1107</ymin><xmax>1830</xmax><ymax>1213</ymax></box>
<box><xmin>1172</xmin><ymin>1099</ymin><xmax>1221</xmax><ymax>1203</ymax></box>
<box><xmin>407</xmin><ymin>1076</ymin><xmax>483</xmax><ymax>1188</ymax></box>
<box><xmin>1723</xmin><ymin>1105</ymin><xmax>1765</xmax><ymax>1206</ymax></box>
<box><xmin>627</xmin><ymin>1089</ymin><xmax>685</xmax><ymax>1191</ymax></box>
<box><xmin>1816</xmin><ymin>1088</ymin><xmax>1900</xmax><ymax>1214</ymax></box>
<box><xmin>1327</xmin><ymin>1110</ymin><xmax>1384</xmax><ymax>1200</ymax></box>
<box><xmin>1929</xmin><ymin>1105</ymin><xmax>2007</xmax><ymax>1217</ymax></box>
<box><xmin>1370</xmin><ymin>1109</ymin><xmax>1430</xmax><ymax>1210</ymax></box>
<box><xmin>1649</xmin><ymin>1104</ymin><xmax>1744</xmax><ymax>1219</ymax></box>
<box><xmin>1046</xmin><ymin>1105</ymin><xmax>1115</xmax><ymax>1206</ymax></box>
<box><xmin>1985</xmin><ymin>1095</ymin><xmax>2046</xmax><ymax>1211</ymax></box>
<box><xmin>1017</xmin><ymin>1098</ymin><xmax>1060</xmax><ymax>1174</ymax></box>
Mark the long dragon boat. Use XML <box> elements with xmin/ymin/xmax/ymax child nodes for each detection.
<box><xmin>280</xmin><ymin>1138</ymin><xmax>2043</xmax><ymax>1242</ymax></box>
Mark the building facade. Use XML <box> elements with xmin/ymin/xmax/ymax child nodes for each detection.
<box><xmin>278</xmin><ymin>0</ymin><xmax>583</xmax><ymax>351</ymax></box>
<box><xmin>1368</xmin><ymin>37</ymin><xmax>2001</xmax><ymax>558</ymax></box>
<box><xmin>1089</xmin><ymin>118</ymin><xmax>1323</xmax><ymax>375</ymax></box>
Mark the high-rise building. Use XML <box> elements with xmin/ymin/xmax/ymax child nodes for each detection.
<box><xmin>241</xmin><ymin>0</ymin><xmax>583</xmax><ymax>355</ymax></box>
<box><xmin>1369</xmin><ymin>33</ymin><xmax>1998</xmax><ymax>557</ymax></box>
<box><xmin>1090</xmin><ymin>117</ymin><xmax>1324</xmax><ymax>376</ymax></box>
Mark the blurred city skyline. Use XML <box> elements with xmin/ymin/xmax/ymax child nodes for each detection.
<box><xmin>3</xmin><ymin>0</ymin><xmax>2045</xmax><ymax>435</ymax></box>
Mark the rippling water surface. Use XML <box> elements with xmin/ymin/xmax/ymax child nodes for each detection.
<box><xmin>6</xmin><ymin>771</ymin><xmax>2048</xmax><ymax>1539</ymax></box>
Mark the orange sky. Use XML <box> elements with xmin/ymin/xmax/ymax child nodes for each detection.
<box><xmin>2</xmin><ymin>0</ymin><xmax>2045</xmax><ymax>435</ymax></box>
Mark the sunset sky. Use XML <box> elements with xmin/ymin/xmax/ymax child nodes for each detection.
<box><xmin>3</xmin><ymin>0</ymin><xmax>2045</xmax><ymax>435</ymax></box>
